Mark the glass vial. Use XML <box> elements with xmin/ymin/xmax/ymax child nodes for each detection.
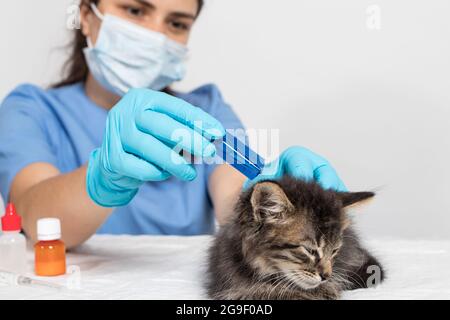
<box><xmin>34</xmin><ymin>218</ymin><xmax>66</xmax><ymax>276</ymax></box>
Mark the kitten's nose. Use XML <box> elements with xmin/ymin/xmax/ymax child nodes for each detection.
<box><xmin>318</xmin><ymin>262</ymin><xmax>332</xmax><ymax>281</ymax></box>
<box><xmin>319</xmin><ymin>272</ymin><xmax>331</xmax><ymax>281</ymax></box>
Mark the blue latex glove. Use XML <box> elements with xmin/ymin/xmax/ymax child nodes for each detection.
<box><xmin>244</xmin><ymin>146</ymin><xmax>347</xmax><ymax>191</ymax></box>
<box><xmin>87</xmin><ymin>88</ymin><xmax>225</xmax><ymax>207</ymax></box>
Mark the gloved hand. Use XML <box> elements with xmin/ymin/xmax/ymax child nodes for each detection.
<box><xmin>87</xmin><ymin>88</ymin><xmax>225</xmax><ymax>207</ymax></box>
<box><xmin>244</xmin><ymin>146</ymin><xmax>347</xmax><ymax>191</ymax></box>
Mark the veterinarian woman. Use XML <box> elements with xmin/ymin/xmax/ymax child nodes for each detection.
<box><xmin>0</xmin><ymin>0</ymin><xmax>346</xmax><ymax>249</ymax></box>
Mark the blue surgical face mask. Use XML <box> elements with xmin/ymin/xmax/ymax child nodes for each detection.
<box><xmin>83</xmin><ymin>4</ymin><xmax>188</xmax><ymax>96</ymax></box>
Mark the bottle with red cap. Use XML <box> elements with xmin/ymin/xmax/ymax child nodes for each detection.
<box><xmin>0</xmin><ymin>203</ymin><xmax>27</xmax><ymax>273</ymax></box>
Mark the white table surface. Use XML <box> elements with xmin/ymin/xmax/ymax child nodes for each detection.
<box><xmin>1</xmin><ymin>235</ymin><xmax>449</xmax><ymax>300</ymax></box>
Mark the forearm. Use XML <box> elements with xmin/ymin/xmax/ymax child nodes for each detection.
<box><xmin>11</xmin><ymin>164</ymin><xmax>112</xmax><ymax>249</ymax></box>
<box><xmin>209</xmin><ymin>165</ymin><xmax>246</xmax><ymax>225</ymax></box>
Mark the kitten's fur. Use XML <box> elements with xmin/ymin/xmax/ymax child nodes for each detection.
<box><xmin>206</xmin><ymin>176</ymin><xmax>384</xmax><ymax>300</ymax></box>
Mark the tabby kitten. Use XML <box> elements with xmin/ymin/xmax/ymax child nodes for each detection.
<box><xmin>206</xmin><ymin>176</ymin><xmax>384</xmax><ymax>300</ymax></box>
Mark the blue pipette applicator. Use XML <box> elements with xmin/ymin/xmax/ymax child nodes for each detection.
<box><xmin>213</xmin><ymin>132</ymin><xmax>265</xmax><ymax>180</ymax></box>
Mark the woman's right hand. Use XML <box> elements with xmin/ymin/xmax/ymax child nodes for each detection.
<box><xmin>86</xmin><ymin>88</ymin><xmax>225</xmax><ymax>207</ymax></box>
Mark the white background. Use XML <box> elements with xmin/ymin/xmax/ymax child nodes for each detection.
<box><xmin>0</xmin><ymin>0</ymin><xmax>449</xmax><ymax>239</ymax></box>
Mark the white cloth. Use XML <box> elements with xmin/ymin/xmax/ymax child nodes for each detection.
<box><xmin>0</xmin><ymin>235</ymin><xmax>449</xmax><ymax>300</ymax></box>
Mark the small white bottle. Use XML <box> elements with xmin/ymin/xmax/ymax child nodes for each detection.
<box><xmin>0</xmin><ymin>203</ymin><xmax>27</xmax><ymax>273</ymax></box>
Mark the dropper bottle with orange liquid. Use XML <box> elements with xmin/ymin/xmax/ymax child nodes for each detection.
<box><xmin>34</xmin><ymin>218</ymin><xmax>66</xmax><ymax>276</ymax></box>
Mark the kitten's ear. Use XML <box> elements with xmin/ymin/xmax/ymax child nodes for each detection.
<box><xmin>250</xmin><ymin>182</ymin><xmax>294</xmax><ymax>223</ymax></box>
<box><xmin>336</xmin><ymin>191</ymin><xmax>375</xmax><ymax>209</ymax></box>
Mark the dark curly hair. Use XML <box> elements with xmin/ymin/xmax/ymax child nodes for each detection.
<box><xmin>53</xmin><ymin>0</ymin><xmax>204</xmax><ymax>88</ymax></box>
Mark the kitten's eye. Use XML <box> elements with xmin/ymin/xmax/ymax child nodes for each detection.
<box><xmin>283</xmin><ymin>243</ymin><xmax>301</xmax><ymax>249</ymax></box>
<box><xmin>269</xmin><ymin>243</ymin><xmax>300</xmax><ymax>250</ymax></box>
<box><xmin>332</xmin><ymin>248</ymin><xmax>339</xmax><ymax>255</ymax></box>
<box><xmin>301</xmin><ymin>246</ymin><xmax>316</xmax><ymax>255</ymax></box>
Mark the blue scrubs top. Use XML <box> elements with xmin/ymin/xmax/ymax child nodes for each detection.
<box><xmin>0</xmin><ymin>83</ymin><xmax>245</xmax><ymax>235</ymax></box>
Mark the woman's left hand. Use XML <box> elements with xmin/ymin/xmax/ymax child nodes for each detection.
<box><xmin>244</xmin><ymin>146</ymin><xmax>347</xmax><ymax>191</ymax></box>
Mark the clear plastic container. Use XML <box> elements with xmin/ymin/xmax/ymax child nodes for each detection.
<box><xmin>0</xmin><ymin>204</ymin><xmax>27</xmax><ymax>273</ymax></box>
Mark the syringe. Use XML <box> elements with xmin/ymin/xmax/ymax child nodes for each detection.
<box><xmin>0</xmin><ymin>269</ymin><xmax>65</xmax><ymax>291</ymax></box>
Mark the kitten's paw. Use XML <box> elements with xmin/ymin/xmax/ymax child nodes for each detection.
<box><xmin>318</xmin><ymin>283</ymin><xmax>341</xmax><ymax>300</ymax></box>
